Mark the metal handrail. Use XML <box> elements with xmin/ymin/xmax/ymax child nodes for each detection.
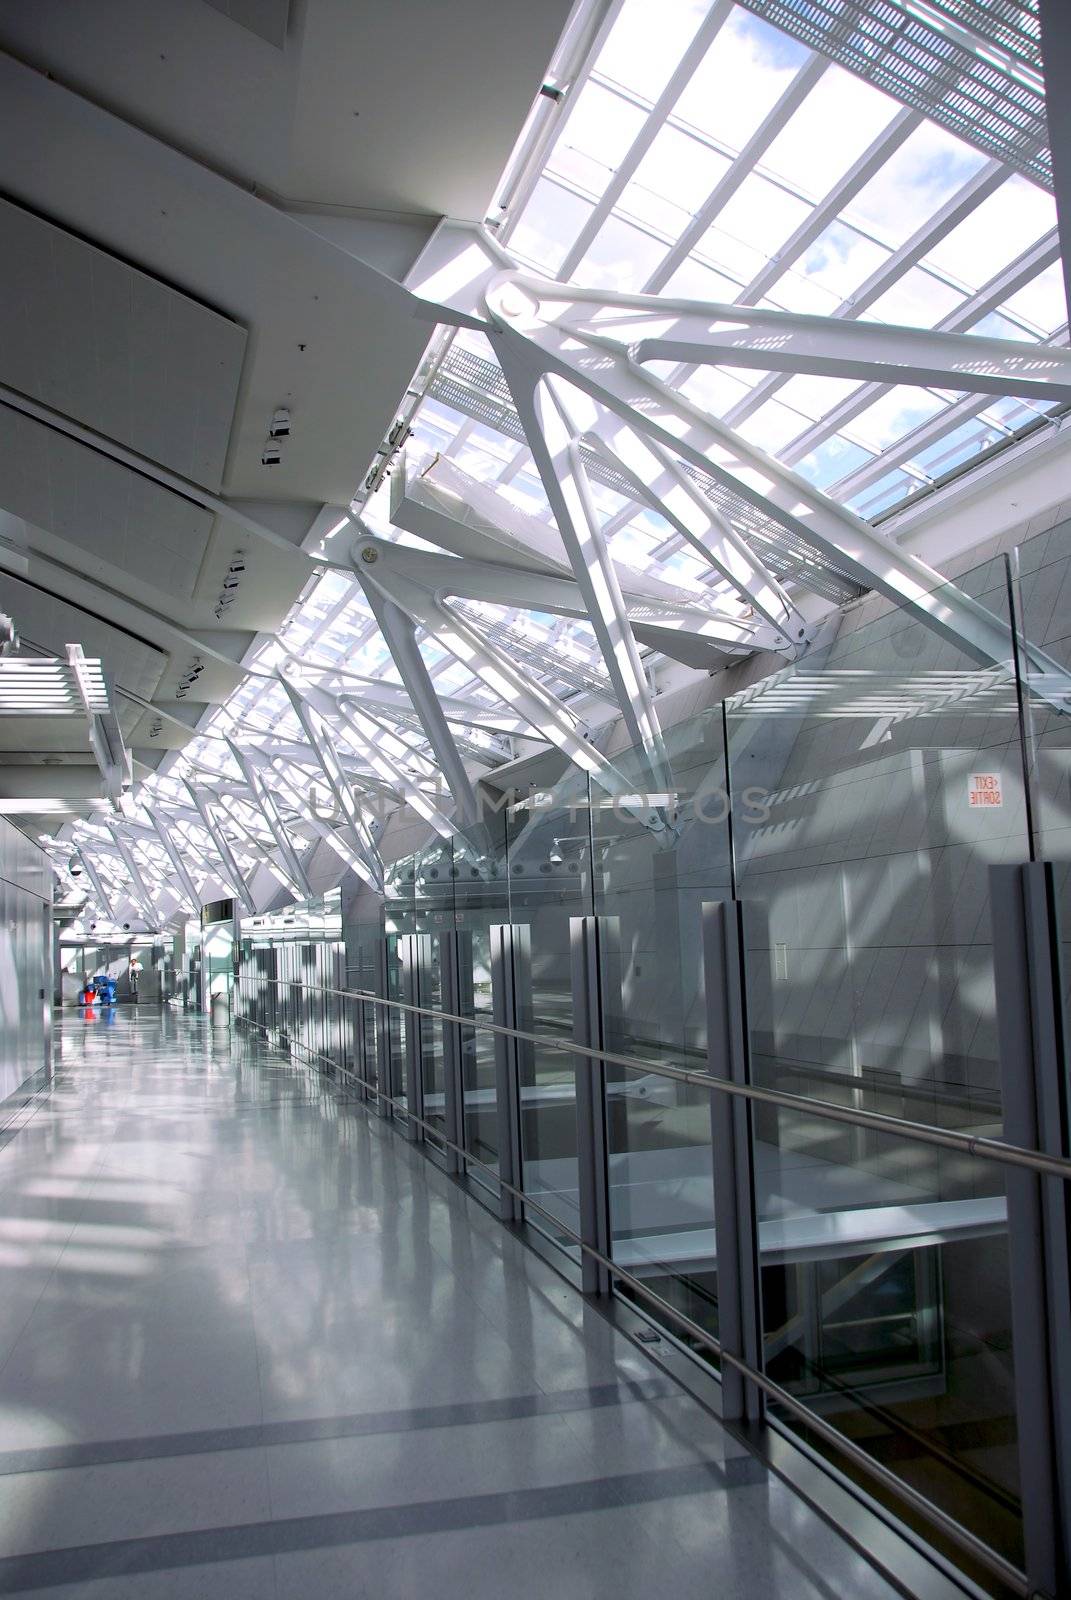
<box><xmin>236</xmin><ymin>971</ymin><xmax>1071</xmax><ymax>1186</ymax></box>
<box><xmin>233</xmin><ymin>976</ymin><xmax>1030</xmax><ymax>1596</ymax></box>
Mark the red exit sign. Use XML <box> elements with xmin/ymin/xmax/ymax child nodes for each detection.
<box><xmin>968</xmin><ymin>772</ymin><xmax>1003</xmax><ymax>809</ymax></box>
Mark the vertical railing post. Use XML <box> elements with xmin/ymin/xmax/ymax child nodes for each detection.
<box><xmin>401</xmin><ymin>933</ymin><xmax>427</xmax><ymax>1142</ymax></box>
<box><xmin>373</xmin><ymin>937</ymin><xmax>393</xmax><ymax>1120</ymax></box>
<box><xmin>703</xmin><ymin>899</ymin><xmax>764</xmax><ymax>1424</ymax></box>
<box><xmin>991</xmin><ymin>861</ymin><xmax>1071</xmax><ymax>1600</ymax></box>
<box><xmin>570</xmin><ymin>915</ymin><xmax>617</xmax><ymax>1298</ymax></box>
<box><xmin>440</xmin><ymin>930</ymin><xmax>471</xmax><ymax>1177</ymax></box>
<box><xmin>490</xmin><ymin>923</ymin><xmax>530</xmax><ymax>1223</ymax></box>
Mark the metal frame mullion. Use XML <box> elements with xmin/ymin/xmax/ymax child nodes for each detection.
<box><xmin>490</xmin><ymin>923</ymin><xmax>529</xmax><ymax>1224</ymax></box>
<box><xmin>991</xmin><ymin>861</ymin><xmax>1071</xmax><ymax>1599</ymax></box>
<box><xmin>827</xmin><ymin>346</ymin><xmax>1068</xmax><ymax>507</ymax></box>
<box><xmin>644</xmin><ymin>53</ymin><xmax>827</xmax><ymax>294</ymax></box>
<box><xmin>400</xmin><ymin>932</ymin><xmax>427</xmax><ymax>1143</ymax></box>
<box><xmin>737</xmin><ymin>107</ymin><xmax>923</xmax><ymax>307</ymax></box>
<box><xmin>439</xmin><ymin>929</ymin><xmax>469</xmax><ymax>1176</ymax></box>
<box><xmin>780</xmin><ymin>231</ymin><xmax>1064</xmax><ymax>470</ymax></box>
<box><xmin>703</xmin><ymin>899</ymin><xmax>763</xmax><ymax>1424</ymax></box>
<box><xmin>373</xmin><ymin>936</ymin><xmax>394</xmax><ymax>1120</ymax></box>
<box><xmin>496</xmin><ymin>0</ymin><xmax>625</xmax><ymax>239</ymax></box>
<box><xmin>570</xmin><ymin>915</ymin><xmax>615</xmax><ymax>1297</ymax></box>
<box><xmin>720</xmin><ymin>160</ymin><xmax>1010</xmax><ymax>430</ymax></box>
<box><xmin>556</xmin><ymin>0</ymin><xmax>734</xmax><ymax>281</ymax></box>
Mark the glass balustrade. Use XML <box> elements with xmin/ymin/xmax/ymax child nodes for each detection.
<box><xmin>232</xmin><ymin>516</ymin><xmax>1071</xmax><ymax>1592</ymax></box>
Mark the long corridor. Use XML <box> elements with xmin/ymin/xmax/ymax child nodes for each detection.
<box><xmin>0</xmin><ymin>1010</ymin><xmax>904</xmax><ymax>1598</ymax></box>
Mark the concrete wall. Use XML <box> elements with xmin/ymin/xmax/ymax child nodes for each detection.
<box><xmin>0</xmin><ymin>817</ymin><xmax>52</xmax><ymax>1107</ymax></box>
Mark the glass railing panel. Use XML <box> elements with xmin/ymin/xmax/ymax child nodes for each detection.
<box><xmin>520</xmin><ymin>1041</ymin><xmax>583</xmax><ymax>1265</ymax></box>
<box><xmin>590</xmin><ymin>712</ymin><xmax>732</xmax><ymax>1346</ymax></box>
<box><xmin>508</xmin><ymin>772</ymin><xmax>592</xmax><ymax>1258</ymax></box>
<box><xmin>453</xmin><ymin>816</ymin><xmax>509</xmax><ymax>1194</ymax></box>
<box><xmin>726</xmin><ymin>558</ymin><xmax>1029</xmax><ymax>1134</ymax></box>
<box><xmin>725</xmin><ymin>554</ymin><xmax>1029</xmax><ymax>1567</ymax></box>
<box><xmin>758</xmin><ymin>1106</ymin><xmax>1021</xmax><ymax>1568</ymax></box>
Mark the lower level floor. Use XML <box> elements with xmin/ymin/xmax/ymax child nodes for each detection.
<box><xmin>0</xmin><ymin>1007</ymin><xmax>908</xmax><ymax>1597</ymax></box>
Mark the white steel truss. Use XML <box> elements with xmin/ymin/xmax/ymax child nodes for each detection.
<box><xmin>59</xmin><ymin>0</ymin><xmax>1071</xmax><ymax>926</ymax></box>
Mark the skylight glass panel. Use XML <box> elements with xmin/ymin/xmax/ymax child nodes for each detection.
<box><xmin>845</xmin><ymin>387</ymin><xmax>947</xmax><ymax>454</ymax></box>
<box><xmin>619</xmin><ymin>127</ymin><xmax>732</xmax><ymax>239</ymax></box>
<box><xmin>705</xmin><ymin>174</ymin><xmax>811</xmax><ymax>277</ymax></box>
<box><xmin>545</xmin><ymin>82</ymin><xmax>647</xmax><ymax>200</ymax></box>
<box><xmin>574</xmin><ymin>215</ymin><xmax>669</xmax><ymax>292</ymax></box>
<box><xmin>861</xmin><ymin>266</ymin><xmax>965</xmax><ymax>327</ymax></box>
<box><xmin>679</xmin><ymin>365</ymin><xmax>760</xmax><ymax>417</ymax></box>
<box><xmin>760</xmin><ymin>65</ymin><xmax>899</xmax><ymax>197</ymax></box>
<box><xmin>909</xmin><ymin>420</ymin><xmax>1005</xmax><ymax>479</ymax></box>
<box><xmin>509</xmin><ymin>178</ymin><xmax>594</xmax><ymax>273</ymax></box>
<box><xmin>922</xmin><ymin>175</ymin><xmax>1057</xmax><ymax>291</ymax></box>
<box><xmin>843</xmin><ymin>122</ymin><xmax>988</xmax><ymax>250</ymax></box>
<box><xmin>662</xmin><ymin>258</ymin><xmax>743</xmax><ymax>300</ymax></box>
<box><xmin>776</xmin><ymin>374</ymin><xmax>863</xmax><ymax>419</ymax></box>
<box><xmin>736</xmin><ymin>399</ymin><xmax>814</xmax><ymax>453</ymax></box>
<box><xmin>673</xmin><ymin>8</ymin><xmax>810</xmax><ymax>153</ymax></box>
<box><xmin>595</xmin><ymin>0</ymin><xmax>713</xmax><ymax>103</ymax></box>
<box><xmin>795</xmin><ymin>435</ymin><xmax>873</xmax><ymax>490</ymax></box>
<box><xmin>776</xmin><ymin>222</ymin><xmax>889</xmax><ymax>312</ymax></box>
<box><xmin>1000</xmin><ymin>261</ymin><xmax>1068</xmax><ymax>334</ymax></box>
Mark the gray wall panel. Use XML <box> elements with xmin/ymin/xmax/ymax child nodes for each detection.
<box><xmin>0</xmin><ymin>197</ymin><xmax>246</xmax><ymax>490</ymax></box>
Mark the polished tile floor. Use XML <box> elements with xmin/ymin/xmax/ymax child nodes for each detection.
<box><xmin>0</xmin><ymin>1009</ymin><xmax>903</xmax><ymax>1598</ymax></box>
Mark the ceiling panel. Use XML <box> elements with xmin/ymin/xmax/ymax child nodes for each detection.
<box><xmin>0</xmin><ymin>197</ymin><xmax>247</xmax><ymax>489</ymax></box>
<box><xmin>0</xmin><ymin>405</ymin><xmax>215</xmax><ymax>602</ymax></box>
<box><xmin>202</xmin><ymin>0</ymin><xmax>290</xmax><ymax>48</ymax></box>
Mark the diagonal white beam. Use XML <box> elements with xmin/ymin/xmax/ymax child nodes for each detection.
<box><xmin>352</xmin><ymin>531</ymin><xmax>668</xmax><ymax>820</ymax></box>
<box><xmin>185</xmin><ymin>785</ymin><xmax>257</xmax><ymax>914</ymax></box>
<box><xmin>622</xmin><ymin>303</ymin><xmax>1071</xmax><ymax>401</ymax></box>
<box><xmin>720</xmin><ymin>161</ymin><xmax>1009</xmax><ymax>429</ymax></box>
<box><xmin>354</xmin><ymin>577</ymin><xmax>482</xmax><ymax>828</ymax></box>
<box><xmin>147</xmin><ymin>812</ymin><xmax>201</xmax><ymax>912</ymax></box>
<box><xmin>291</xmin><ymin>681</ymin><xmax>457</xmax><ymax>839</ymax></box>
<box><xmin>431</xmin><ymin>255</ymin><xmax>1071</xmax><ymax>700</ymax></box>
<box><xmin>78</xmin><ymin>848</ymin><xmax>116</xmax><ymax>922</ymax></box>
<box><xmin>497</xmin><ymin>349</ymin><xmax>666</xmax><ymax>765</ymax></box>
<box><xmin>577</xmin><ymin>411</ymin><xmax>808</xmax><ymax>647</ymax></box>
<box><xmin>108</xmin><ymin>826</ymin><xmax>158</xmax><ymax>923</ymax></box>
<box><xmin>279</xmin><ymin>683</ymin><xmax>387</xmax><ymax>876</ymax></box>
<box><xmin>227</xmin><ymin>741</ymin><xmax>312</xmax><ymax>899</ymax></box>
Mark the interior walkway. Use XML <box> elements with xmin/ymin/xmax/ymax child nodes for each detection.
<box><xmin>0</xmin><ymin>1008</ymin><xmax>904</xmax><ymax>1599</ymax></box>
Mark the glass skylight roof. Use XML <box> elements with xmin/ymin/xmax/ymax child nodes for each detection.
<box><xmin>61</xmin><ymin>0</ymin><xmax>1068</xmax><ymax>912</ymax></box>
<box><xmin>418</xmin><ymin>0</ymin><xmax>1064</xmax><ymax>544</ymax></box>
